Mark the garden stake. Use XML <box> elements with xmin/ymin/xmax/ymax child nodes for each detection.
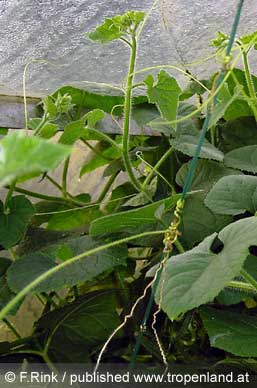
<box><xmin>130</xmin><ymin>0</ymin><xmax>245</xmax><ymax>368</ymax></box>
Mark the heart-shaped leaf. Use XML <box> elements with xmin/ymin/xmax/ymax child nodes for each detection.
<box><xmin>224</xmin><ymin>145</ymin><xmax>257</xmax><ymax>173</ymax></box>
<box><xmin>201</xmin><ymin>307</ymin><xmax>257</xmax><ymax>357</ymax></box>
<box><xmin>0</xmin><ymin>131</ymin><xmax>71</xmax><ymax>186</ymax></box>
<box><xmin>36</xmin><ymin>291</ymin><xmax>121</xmax><ymax>362</ymax></box>
<box><xmin>90</xmin><ymin>195</ymin><xmax>180</xmax><ymax>236</ymax></box>
<box><xmin>7</xmin><ymin>236</ymin><xmax>127</xmax><ymax>293</ymax></box>
<box><xmin>144</xmin><ymin>70</ymin><xmax>181</xmax><ymax>127</ymax></box>
<box><xmin>205</xmin><ymin>175</ymin><xmax>257</xmax><ymax>215</ymax></box>
<box><xmin>0</xmin><ymin>196</ymin><xmax>35</xmax><ymax>249</ymax></box>
<box><xmin>148</xmin><ymin>217</ymin><xmax>257</xmax><ymax>320</ymax></box>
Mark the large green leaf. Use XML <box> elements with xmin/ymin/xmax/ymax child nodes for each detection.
<box><xmin>208</xmin><ymin>84</ymin><xmax>243</xmax><ymax>128</ymax></box>
<box><xmin>122</xmin><ymin>177</ymin><xmax>158</xmax><ymax>207</ymax></box>
<box><xmin>7</xmin><ymin>236</ymin><xmax>127</xmax><ymax>293</ymax></box>
<box><xmin>0</xmin><ymin>132</ymin><xmax>71</xmax><ymax>186</ymax></box>
<box><xmin>172</xmin><ymin>123</ymin><xmax>224</xmax><ymax>161</ymax></box>
<box><xmin>176</xmin><ymin>160</ymin><xmax>241</xmax><ymax>192</ymax></box>
<box><xmin>47</xmin><ymin>206</ymin><xmax>102</xmax><ymax>231</ymax></box>
<box><xmin>148</xmin><ymin>217</ymin><xmax>257</xmax><ymax>320</ymax></box>
<box><xmin>224</xmin><ymin>145</ymin><xmax>257</xmax><ymax>173</ymax></box>
<box><xmin>59</xmin><ymin>110</ymin><xmax>105</xmax><ymax>145</ymax></box>
<box><xmin>205</xmin><ymin>175</ymin><xmax>257</xmax><ymax>215</ymax></box>
<box><xmin>144</xmin><ymin>70</ymin><xmax>181</xmax><ymax>126</ymax></box>
<box><xmin>36</xmin><ymin>291</ymin><xmax>121</xmax><ymax>362</ymax></box>
<box><xmin>88</xmin><ymin>11</ymin><xmax>145</xmax><ymax>43</ymax></box>
<box><xmin>90</xmin><ymin>195</ymin><xmax>180</xmax><ymax>236</ymax></box>
<box><xmin>0</xmin><ymin>196</ymin><xmax>35</xmax><ymax>249</ymax></box>
<box><xmin>219</xmin><ymin>116</ymin><xmax>257</xmax><ymax>153</ymax></box>
<box><xmin>181</xmin><ymin>193</ymin><xmax>231</xmax><ymax>248</ymax></box>
<box><xmin>80</xmin><ymin>143</ymin><xmax>122</xmax><ymax>176</ymax></box>
<box><xmin>201</xmin><ymin>307</ymin><xmax>257</xmax><ymax>357</ymax></box>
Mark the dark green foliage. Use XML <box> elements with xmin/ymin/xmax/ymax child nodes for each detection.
<box><xmin>1</xmin><ymin>9</ymin><xmax>257</xmax><ymax>374</ymax></box>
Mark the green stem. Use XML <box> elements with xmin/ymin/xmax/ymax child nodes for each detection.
<box><xmin>174</xmin><ymin>239</ymin><xmax>185</xmax><ymax>253</ymax></box>
<box><xmin>87</xmin><ymin>127</ymin><xmax>121</xmax><ymax>151</ymax></box>
<box><xmin>62</xmin><ymin>157</ymin><xmax>70</xmax><ymax>198</ymax></box>
<box><xmin>240</xmin><ymin>269</ymin><xmax>257</xmax><ymax>292</ymax></box>
<box><xmin>242</xmin><ymin>50</ymin><xmax>257</xmax><ymax>121</ymax></box>
<box><xmin>82</xmin><ymin>139</ymin><xmax>112</xmax><ymax>161</ymax></box>
<box><xmin>34</xmin><ymin>114</ymin><xmax>48</xmax><ymax>136</ymax></box>
<box><xmin>242</xmin><ymin>50</ymin><xmax>256</xmax><ymax>99</ymax></box>
<box><xmin>0</xmin><ymin>230</ymin><xmax>165</xmax><ymax>321</ymax></box>
<box><xmin>97</xmin><ymin>171</ymin><xmax>119</xmax><ymax>203</ymax></box>
<box><xmin>3</xmin><ymin>180</ymin><xmax>16</xmax><ymax>214</ymax></box>
<box><xmin>3</xmin><ymin>318</ymin><xmax>21</xmax><ymax>339</ymax></box>
<box><xmin>10</xmin><ymin>186</ymin><xmax>69</xmax><ymax>203</ymax></box>
<box><xmin>45</xmin><ymin>174</ymin><xmax>63</xmax><ymax>192</ymax></box>
<box><xmin>45</xmin><ymin>174</ymin><xmax>84</xmax><ymax>206</ymax></box>
<box><xmin>122</xmin><ymin>35</ymin><xmax>142</xmax><ymax>192</ymax></box>
<box><xmin>142</xmin><ymin>147</ymin><xmax>174</xmax><ymax>191</ymax></box>
<box><xmin>227</xmin><ymin>280</ymin><xmax>257</xmax><ymax>294</ymax></box>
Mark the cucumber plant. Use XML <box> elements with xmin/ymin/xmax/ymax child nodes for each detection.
<box><xmin>0</xmin><ymin>5</ymin><xmax>257</xmax><ymax>373</ymax></box>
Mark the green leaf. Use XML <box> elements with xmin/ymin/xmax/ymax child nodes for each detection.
<box><xmin>149</xmin><ymin>217</ymin><xmax>257</xmax><ymax>320</ymax></box>
<box><xmin>47</xmin><ymin>206</ymin><xmax>102</xmax><ymax>231</ymax></box>
<box><xmin>90</xmin><ymin>195</ymin><xmax>180</xmax><ymax>236</ymax></box>
<box><xmin>42</xmin><ymin>96</ymin><xmax>58</xmax><ymax>119</ymax></box>
<box><xmin>180</xmin><ymin>79</ymin><xmax>210</xmax><ymax>101</ymax></box>
<box><xmin>208</xmin><ymin>85</ymin><xmax>243</xmax><ymax>128</ymax></box>
<box><xmin>224</xmin><ymin>145</ymin><xmax>257</xmax><ymax>173</ymax></box>
<box><xmin>88</xmin><ymin>11</ymin><xmax>145</xmax><ymax>43</ymax></box>
<box><xmin>217</xmin><ymin>288</ymin><xmax>250</xmax><ymax>306</ymax></box>
<box><xmin>173</xmin><ymin>127</ymin><xmax>224</xmax><ymax>161</ymax></box>
<box><xmin>211</xmin><ymin>31</ymin><xmax>229</xmax><ymax>50</ymax></box>
<box><xmin>59</xmin><ymin>110</ymin><xmax>105</xmax><ymax>146</ymax></box>
<box><xmin>122</xmin><ymin>177</ymin><xmax>158</xmax><ymax>207</ymax></box>
<box><xmin>0</xmin><ymin>196</ymin><xmax>34</xmax><ymax>249</ymax></box>
<box><xmin>240</xmin><ymin>30</ymin><xmax>257</xmax><ymax>50</ymax></box>
<box><xmin>176</xmin><ymin>160</ymin><xmax>242</xmax><ymax>192</ymax></box>
<box><xmin>219</xmin><ymin>116</ymin><xmax>257</xmax><ymax>152</ymax></box>
<box><xmin>53</xmin><ymin>85</ymin><xmax>146</xmax><ymax>115</ymax></box>
<box><xmin>36</xmin><ymin>291</ymin><xmax>121</xmax><ymax>362</ymax></box>
<box><xmin>144</xmin><ymin>70</ymin><xmax>181</xmax><ymax>127</ymax></box>
<box><xmin>80</xmin><ymin>143</ymin><xmax>122</xmax><ymax>176</ymax></box>
<box><xmin>39</xmin><ymin>123</ymin><xmax>59</xmax><ymax>139</ymax></box>
<box><xmin>181</xmin><ymin>193</ymin><xmax>231</xmax><ymax>248</ymax></box>
<box><xmin>201</xmin><ymin>307</ymin><xmax>257</xmax><ymax>357</ymax></box>
<box><xmin>7</xmin><ymin>236</ymin><xmax>127</xmax><ymax>293</ymax></box>
<box><xmin>0</xmin><ymin>132</ymin><xmax>71</xmax><ymax>186</ymax></box>
<box><xmin>205</xmin><ymin>175</ymin><xmax>257</xmax><ymax>215</ymax></box>
<box><xmin>227</xmin><ymin>69</ymin><xmax>257</xmax><ymax>95</ymax></box>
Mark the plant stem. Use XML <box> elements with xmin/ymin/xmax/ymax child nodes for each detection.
<box><xmin>122</xmin><ymin>35</ymin><xmax>142</xmax><ymax>192</ymax></box>
<box><xmin>62</xmin><ymin>157</ymin><xmax>70</xmax><ymax>198</ymax></box>
<box><xmin>242</xmin><ymin>50</ymin><xmax>256</xmax><ymax>99</ymax></box>
<box><xmin>174</xmin><ymin>239</ymin><xmax>185</xmax><ymax>253</ymax></box>
<box><xmin>9</xmin><ymin>186</ymin><xmax>83</xmax><ymax>207</ymax></box>
<box><xmin>240</xmin><ymin>269</ymin><xmax>257</xmax><ymax>292</ymax></box>
<box><xmin>142</xmin><ymin>147</ymin><xmax>174</xmax><ymax>191</ymax></box>
<box><xmin>82</xmin><ymin>139</ymin><xmax>112</xmax><ymax>161</ymax></box>
<box><xmin>34</xmin><ymin>114</ymin><xmax>48</xmax><ymax>136</ymax></box>
<box><xmin>10</xmin><ymin>186</ymin><xmax>68</xmax><ymax>203</ymax></box>
<box><xmin>45</xmin><ymin>174</ymin><xmax>63</xmax><ymax>192</ymax></box>
<box><xmin>3</xmin><ymin>318</ymin><xmax>21</xmax><ymax>339</ymax></box>
<box><xmin>227</xmin><ymin>280</ymin><xmax>257</xmax><ymax>294</ymax></box>
<box><xmin>3</xmin><ymin>180</ymin><xmax>16</xmax><ymax>214</ymax></box>
<box><xmin>0</xmin><ymin>230</ymin><xmax>165</xmax><ymax>321</ymax></box>
<box><xmin>242</xmin><ymin>50</ymin><xmax>257</xmax><ymax>121</ymax></box>
<box><xmin>87</xmin><ymin>128</ymin><xmax>121</xmax><ymax>151</ymax></box>
<box><xmin>97</xmin><ymin>171</ymin><xmax>119</xmax><ymax>203</ymax></box>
